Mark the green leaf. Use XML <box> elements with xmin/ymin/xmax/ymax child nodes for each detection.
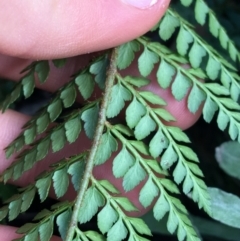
<box><xmin>75</xmin><ymin>73</ymin><xmax>95</xmax><ymax>100</ymax></box>
<box><xmin>53</xmin><ymin>167</ymin><xmax>69</xmax><ymax>198</ymax></box>
<box><xmin>21</xmin><ymin>187</ymin><xmax>36</xmax><ymax>212</ymax></box>
<box><xmin>107</xmin><ymin>84</ymin><xmax>132</xmax><ymax>118</ymax></box>
<box><xmin>230</xmin><ymin>82</ymin><xmax>240</xmax><ymax>102</ymax></box>
<box><xmin>195</xmin><ymin>0</ymin><xmax>209</xmax><ymax>25</ymax></box>
<box><xmin>36</xmin><ymin>113</ymin><xmax>50</xmax><ymax>133</ymax></box>
<box><xmin>206</xmin><ymin>57</ymin><xmax>221</xmax><ymax>80</ymax></box>
<box><xmin>217</xmin><ymin>110</ymin><xmax>230</xmax><ymax>131</ymax></box>
<box><xmin>205</xmin><ymin>83</ymin><xmax>229</xmax><ymax>96</ymax></box>
<box><xmin>180</xmin><ymin>0</ymin><xmax>192</xmax><ymax>6</ymax></box>
<box><xmin>138</xmin><ymin>48</ymin><xmax>159</xmax><ymax>77</ymax></box>
<box><xmin>171</xmin><ymin>71</ymin><xmax>191</xmax><ymax>101</ymax></box>
<box><xmin>149</xmin><ymin>130</ymin><xmax>169</xmax><ymax>158</ymax></box>
<box><xmin>129</xmin><ymin>141</ymin><xmax>149</xmax><ymax>155</ymax></box>
<box><xmin>167</xmin><ymin>210</ymin><xmax>179</xmax><ymax>234</ymax></box>
<box><xmin>90</xmin><ymin>56</ymin><xmax>108</xmax><ymax>89</ymax></box>
<box><xmin>139</xmin><ymin>178</ymin><xmax>159</xmax><ymax>208</ymax></box>
<box><xmin>36</xmin><ymin>139</ymin><xmax>51</xmax><ymax>161</ymax></box>
<box><xmin>203</xmin><ymin>96</ymin><xmax>218</xmax><ymax>123</ymax></box>
<box><xmin>114</xmin><ymin>124</ymin><xmax>133</xmax><ymax>137</ymax></box>
<box><xmin>229</xmin><ymin>42</ymin><xmax>237</xmax><ymax>62</ymax></box>
<box><xmin>51</xmin><ymin>127</ymin><xmax>66</xmax><ymax>152</ymax></box>
<box><xmin>0</xmin><ymin>207</ymin><xmax>8</xmax><ymax>221</ymax></box>
<box><xmin>183</xmin><ymin>174</ymin><xmax>193</xmax><ymax>194</ymax></box>
<box><xmin>36</xmin><ymin>175</ymin><xmax>52</xmax><ymax>202</ymax></box>
<box><xmin>17</xmin><ymin>222</ymin><xmax>38</xmax><ymax>234</ymax></box>
<box><xmin>219</xmin><ymin>28</ymin><xmax>228</xmax><ymax>50</ymax></box>
<box><xmin>114</xmin><ymin>197</ymin><xmax>138</xmax><ymax>212</ymax></box>
<box><xmin>154</xmin><ymin>108</ymin><xmax>175</xmax><ymax>122</ymax></box>
<box><xmin>57</xmin><ymin>209</ymin><xmax>72</xmax><ymax>240</ymax></box>
<box><xmin>229</xmin><ymin>121</ymin><xmax>238</xmax><ymax>140</ymax></box>
<box><xmin>173</xmin><ymin>161</ymin><xmax>186</xmax><ymax>184</ymax></box>
<box><xmin>123</xmin><ymin>161</ymin><xmax>146</xmax><ymax>192</ymax></box>
<box><xmin>95</xmin><ymin>132</ymin><xmax>118</xmax><ymax>165</ymax></box>
<box><xmin>9</xmin><ymin>198</ymin><xmax>22</xmax><ymax>221</ymax></box>
<box><xmin>60</xmin><ymin>84</ymin><xmax>76</xmax><ymax>108</ymax></box>
<box><xmin>117</xmin><ymin>41</ymin><xmax>140</xmax><ymax>69</ymax></box>
<box><xmin>139</xmin><ymin>91</ymin><xmax>166</xmax><ymax>105</ymax></box>
<box><xmin>189</xmin><ymin>41</ymin><xmax>207</xmax><ymax>68</ymax></box>
<box><xmin>33</xmin><ymin>209</ymin><xmax>52</xmax><ymax>221</ymax></box>
<box><xmin>188</xmin><ymin>84</ymin><xmax>206</xmax><ymax>113</ymax></box>
<box><xmin>161</xmin><ymin>179</ymin><xmax>180</xmax><ymax>194</ymax></box>
<box><xmin>24</xmin><ymin>126</ymin><xmax>36</xmax><ymax>145</ymax></box>
<box><xmin>128</xmin><ymin>217</ymin><xmax>152</xmax><ymax>236</ymax></box>
<box><xmin>22</xmin><ymin>73</ymin><xmax>35</xmax><ymax>99</ymax></box>
<box><xmin>98</xmin><ymin>203</ymin><xmax>118</xmax><ymax>234</ymax></box>
<box><xmin>39</xmin><ymin>218</ymin><xmax>54</xmax><ymax>241</ymax></box>
<box><xmin>134</xmin><ymin>114</ymin><xmax>156</xmax><ymax>140</ymax></box>
<box><xmin>12</xmin><ymin>161</ymin><xmax>24</xmax><ymax>180</ymax></box>
<box><xmin>5</xmin><ymin>145</ymin><xmax>15</xmax><ymax>159</ymax></box>
<box><xmin>85</xmin><ymin>231</ymin><xmax>105</xmax><ymax>241</ymax></box>
<box><xmin>107</xmin><ymin>218</ymin><xmax>128</xmax><ymax>241</ymax></box>
<box><xmin>179</xmin><ymin>145</ymin><xmax>199</xmax><ymax>162</ymax></box>
<box><xmin>68</xmin><ymin>160</ymin><xmax>85</xmax><ymax>191</ymax></box>
<box><xmin>209</xmin><ymin>188</ymin><xmax>240</xmax><ymax>228</ymax></box>
<box><xmin>24</xmin><ymin>230</ymin><xmax>39</xmax><ymax>241</ymax></box>
<box><xmin>126</xmin><ymin>98</ymin><xmax>146</xmax><ymax>129</ymax></box>
<box><xmin>35</xmin><ymin>61</ymin><xmax>50</xmax><ymax>83</ymax></box>
<box><xmin>176</xmin><ymin>27</ymin><xmax>193</xmax><ymax>56</ymax></box>
<box><xmin>209</xmin><ymin>13</ymin><xmax>220</xmax><ymax>38</ymax></box>
<box><xmin>157</xmin><ymin>60</ymin><xmax>176</xmax><ymax>89</ymax></box>
<box><xmin>187</xmin><ymin>162</ymin><xmax>204</xmax><ymax>177</ymax></box>
<box><xmin>124</xmin><ymin>76</ymin><xmax>150</xmax><ymax>88</ymax></box>
<box><xmin>215</xmin><ymin>141</ymin><xmax>240</xmax><ymax>180</ymax></box>
<box><xmin>113</xmin><ymin>147</ymin><xmax>135</xmax><ymax>178</ymax></box>
<box><xmin>81</xmin><ymin>104</ymin><xmax>99</xmax><ymax>139</ymax></box>
<box><xmin>98</xmin><ymin>180</ymin><xmax>120</xmax><ymax>194</ymax></box>
<box><xmin>219</xmin><ymin>97</ymin><xmax>240</xmax><ymax>110</ymax></box>
<box><xmin>159</xmin><ymin>13</ymin><xmax>180</xmax><ymax>41</ymax></box>
<box><xmin>146</xmin><ymin>159</ymin><xmax>165</xmax><ymax>175</ymax></box>
<box><xmin>153</xmin><ymin>195</ymin><xmax>170</xmax><ymax>221</ymax></box>
<box><xmin>161</xmin><ymin>145</ymin><xmax>178</xmax><ymax>169</ymax></box>
<box><xmin>47</xmin><ymin>99</ymin><xmax>62</xmax><ymax>121</ymax></box>
<box><xmin>65</xmin><ymin>117</ymin><xmax>82</xmax><ymax>143</ymax></box>
<box><xmin>78</xmin><ymin>187</ymin><xmax>105</xmax><ymax>223</ymax></box>
<box><xmin>167</xmin><ymin>126</ymin><xmax>191</xmax><ymax>143</ymax></box>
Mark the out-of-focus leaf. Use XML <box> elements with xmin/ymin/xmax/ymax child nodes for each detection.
<box><xmin>215</xmin><ymin>141</ymin><xmax>240</xmax><ymax>180</ymax></box>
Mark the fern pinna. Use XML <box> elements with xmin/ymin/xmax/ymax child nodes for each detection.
<box><xmin>0</xmin><ymin>1</ymin><xmax>240</xmax><ymax>241</ymax></box>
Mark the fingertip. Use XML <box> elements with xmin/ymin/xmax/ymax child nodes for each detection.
<box><xmin>0</xmin><ymin>0</ymin><xmax>170</xmax><ymax>59</ymax></box>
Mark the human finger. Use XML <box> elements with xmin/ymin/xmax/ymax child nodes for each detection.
<box><xmin>0</xmin><ymin>0</ymin><xmax>170</xmax><ymax>59</ymax></box>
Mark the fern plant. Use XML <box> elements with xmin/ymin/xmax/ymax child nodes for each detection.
<box><xmin>0</xmin><ymin>0</ymin><xmax>240</xmax><ymax>240</ymax></box>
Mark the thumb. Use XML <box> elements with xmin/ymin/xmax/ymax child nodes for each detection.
<box><xmin>0</xmin><ymin>0</ymin><xmax>170</xmax><ymax>59</ymax></box>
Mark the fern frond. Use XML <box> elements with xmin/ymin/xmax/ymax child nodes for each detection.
<box><xmin>0</xmin><ymin>61</ymin><xmax>50</xmax><ymax>112</ymax></box>
<box><xmin>14</xmin><ymin>202</ymin><xmax>72</xmax><ymax>241</ymax></box>
<box><xmin>108</xmin><ymin>124</ymin><xmax>200</xmax><ymax>241</ymax></box>
<box><xmin>2</xmin><ymin>106</ymin><xmax>94</xmax><ymax>182</ymax></box>
<box><xmin>5</xmin><ymin>75</ymin><xmax>97</xmax><ymax>159</ymax></box>
<box><xmin>158</xmin><ymin>9</ymin><xmax>240</xmax><ymax>101</ymax></box>
<box><xmin>180</xmin><ymin>0</ymin><xmax>240</xmax><ymax>62</ymax></box>
<box><xmin>0</xmin><ymin>153</ymin><xmax>86</xmax><ymax>225</ymax></box>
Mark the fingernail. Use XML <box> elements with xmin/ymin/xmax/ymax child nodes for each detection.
<box><xmin>122</xmin><ymin>0</ymin><xmax>158</xmax><ymax>9</ymax></box>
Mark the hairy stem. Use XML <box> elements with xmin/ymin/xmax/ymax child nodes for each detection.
<box><xmin>65</xmin><ymin>48</ymin><xmax>118</xmax><ymax>241</ymax></box>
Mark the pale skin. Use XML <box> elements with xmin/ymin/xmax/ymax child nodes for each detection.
<box><xmin>0</xmin><ymin>0</ymin><xmax>202</xmax><ymax>239</ymax></box>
